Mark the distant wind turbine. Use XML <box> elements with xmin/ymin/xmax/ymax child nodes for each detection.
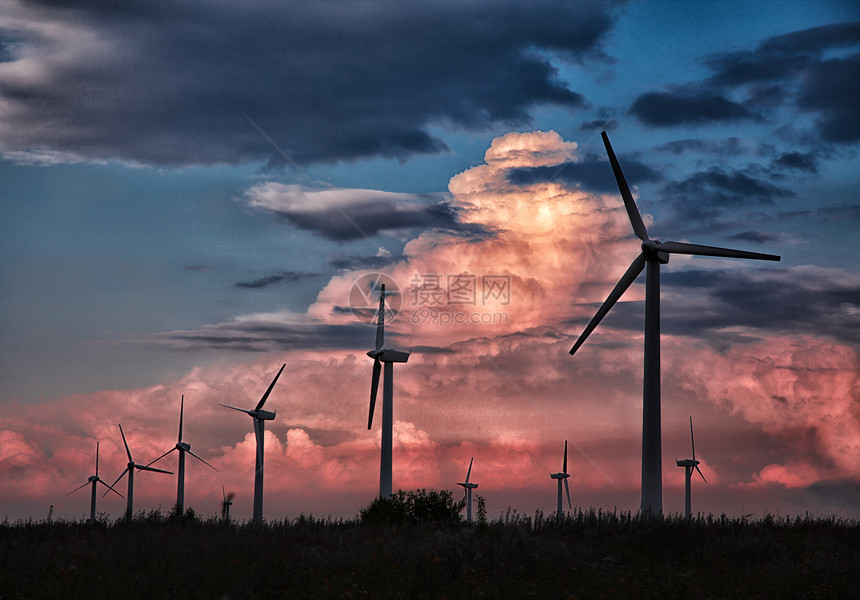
<box><xmin>457</xmin><ymin>457</ymin><xmax>478</xmax><ymax>522</ymax></box>
<box><xmin>107</xmin><ymin>424</ymin><xmax>173</xmax><ymax>521</ymax></box>
<box><xmin>550</xmin><ymin>440</ymin><xmax>572</xmax><ymax>519</ymax></box>
<box><xmin>66</xmin><ymin>441</ymin><xmax>123</xmax><ymax>524</ymax></box>
<box><xmin>569</xmin><ymin>131</ymin><xmax>780</xmax><ymax>515</ymax></box>
<box><xmin>366</xmin><ymin>283</ymin><xmax>410</xmax><ymax>499</ymax></box>
<box><xmin>147</xmin><ymin>395</ymin><xmax>218</xmax><ymax>514</ymax></box>
<box><xmin>219</xmin><ymin>363</ymin><xmax>285</xmax><ymax>526</ymax></box>
<box><xmin>221</xmin><ymin>485</ymin><xmax>235</xmax><ymax>522</ymax></box>
<box><xmin>676</xmin><ymin>416</ymin><xmax>707</xmax><ymax>519</ymax></box>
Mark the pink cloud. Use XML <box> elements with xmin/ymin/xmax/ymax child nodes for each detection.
<box><xmin>1</xmin><ymin>131</ymin><xmax>857</xmax><ymax>522</ymax></box>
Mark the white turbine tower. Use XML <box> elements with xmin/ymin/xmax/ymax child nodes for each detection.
<box><xmin>569</xmin><ymin>131</ymin><xmax>780</xmax><ymax>515</ymax></box>
<box><xmin>366</xmin><ymin>283</ymin><xmax>410</xmax><ymax>499</ymax></box>
<box><xmin>550</xmin><ymin>440</ymin><xmax>572</xmax><ymax>519</ymax></box>
<box><xmin>107</xmin><ymin>424</ymin><xmax>173</xmax><ymax>521</ymax></box>
<box><xmin>676</xmin><ymin>416</ymin><xmax>707</xmax><ymax>519</ymax></box>
<box><xmin>219</xmin><ymin>363</ymin><xmax>285</xmax><ymax>526</ymax></box>
<box><xmin>147</xmin><ymin>395</ymin><xmax>218</xmax><ymax>514</ymax></box>
<box><xmin>66</xmin><ymin>441</ymin><xmax>123</xmax><ymax>523</ymax></box>
<box><xmin>457</xmin><ymin>457</ymin><xmax>478</xmax><ymax>522</ymax></box>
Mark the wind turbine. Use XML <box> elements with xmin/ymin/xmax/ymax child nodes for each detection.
<box><xmin>550</xmin><ymin>440</ymin><xmax>572</xmax><ymax>519</ymax></box>
<box><xmin>221</xmin><ymin>485</ymin><xmax>235</xmax><ymax>522</ymax></box>
<box><xmin>219</xmin><ymin>363</ymin><xmax>285</xmax><ymax>526</ymax></box>
<box><xmin>569</xmin><ymin>131</ymin><xmax>780</xmax><ymax>515</ymax></box>
<box><xmin>107</xmin><ymin>424</ymin><xmax>173</xmax><ymax>521</ymax></box>
<box><xmin>66</xmin><ymin>441</ymin><xmax>123</xmax><ymax>524</ymax></box>
<box><xmin>366</xmin><ymin>283</ymin><xmax>410</xmax><ymax>499</ymax></box>
<box><xmin>147</xmin><ymin>395</ymin><xmax>218</xmax><ymax>515</ymax></box>
<box><xmin>676</xmin><ymin>416</ymin><xmax>707</xmax><ymax>519</ymax></box>
<box><xmin>457</xmin><ymin>457</ymin><xmax>478</xmax><ymax>522</ymax></box>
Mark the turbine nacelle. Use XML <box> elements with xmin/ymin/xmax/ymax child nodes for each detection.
<box><xmin>249</xmin><ymin>409</ymin><xmax>277</xmax><ymax>421</ymax></box>
<box><xmin>642</xmin><ymin>240</ymin><xmax>669</xmax><ymax>263</ymax></box>
<box><xmin>675</xmin><ymin>459</ymin><xmax>700</xmax><ymax>468</ymax></box>
<box><xmin>457</xmin><ymin>482</ymin><xmax>479</xmax><ymax>489</ymax></box>
<box><xmin>550</xmin><ymin>472</ymin><xmax>571</xmax><ymax>480</ymax></box>
<box><xmin>177</xmin><ymin>441</ymin><xmax>191</xmax><ymax>452</ymax></box>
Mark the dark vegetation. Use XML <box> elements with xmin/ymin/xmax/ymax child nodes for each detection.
<box><xmin>1</xmin><ymin>490</ymin><xmax>857</xmax><ymax>599</ymax></box>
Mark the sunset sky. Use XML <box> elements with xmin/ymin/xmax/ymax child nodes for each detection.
<box><xmin>1</xmin><ymin>1</ymin><xmax>859</xmax><ymax>523</ymax></box>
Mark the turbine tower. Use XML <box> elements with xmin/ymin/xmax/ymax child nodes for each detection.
<box><xmin>66</xmin><ymin>441</ymin><xmax>123</xmax><ymax>524</ymax></box>
<box><xmin>219</xmin><ymin>363</ymin><xmax>285</xmax><ymax>526</ymax></box>
<box><xmin>107</xmin><ymin>424</ymin><xmax>173</xmax><ymax>521</ymax></box>
<box><xmin>457</xmin><ymin>457</ymin><xmax>478</xmax><ymax>522</ymax></box>
<box><xmin>676</xmin><ymin>416</ymin><xmax>707</xmax><ymax>519</ymax></box>
<box><xmin>569</xmin><ymin>131</ymin><xmax>780</xmax><ymax>515</ymax></box>
<box><xmin>550</xmin><ymin>440</ymin><xmax>572</xmax><ymax>519</ymax></box>
<box><xmin>147</xmin><ymin>395</ymin><xmax>218</xmax><ymax>514</ymax></box>
<box><xmin>366</xmin><ymin>283</ymin><xmax>410</xmax><ymax>499</ymax></box>
<box><xmin>221</xmin><ymin>485</ymin><xmax>235</xmax><ymax>522</ymax></box>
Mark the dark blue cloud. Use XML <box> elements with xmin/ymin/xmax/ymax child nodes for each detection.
<box><xmin>629</xmin><ymin>91</ymin><xmax>761</xmax><ymax>127</ymax></box>
<box><xmin>507</xmin><ymin>155</ymin><xmax>662</xmax><ymax>194</ymax></box>
<box><xmin>0</xmin><ymin>1</ymin><xmax>615</xmax><ymax>166</ymax></box>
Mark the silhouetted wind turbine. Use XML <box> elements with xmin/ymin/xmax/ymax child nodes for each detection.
<box><xmin>66</xmin><ymin>441</ymin><xmax>123</xmax><ymax>523</ymax></box>
<box><xmin>221</xmin><ymin>485</ymin><xmax>235</xmax><ymax>522</ymax></box>
<box><xmin>219</xmin><ymin>363</ymin><xmax>285</xmax><ymax>526</ymax></box>
<box><xmin>569</xmin><ymin>131</ymin><xmax>780</xmax><ymax>515</ymax></box>
<box><xmin>366</xmin><ymin>283</ymin><xmax>410</xmax><ymax>499</ymax></box>
<box><xmin>676</xmin><ymin>416</ymin><xmax>707</xmax><ymax>519</ymax></box>
<box><xmin>550</xmin><ymin>440</ymin><xmax>572</xmax><ymax>519</ymax></box>
<box><xmin>107</xmin><ymin>424</ymin><xmax>172</xmax><ymax>521</ymax></box>
<box><xmin>457</xmin><ymin>457</ymin><xmax>478</xmax><ymax>522</ymax></box>
<box><xmin>147</xmin><ymin>395</ymin><xmax>218</xmax><ymax>514</ymax></box>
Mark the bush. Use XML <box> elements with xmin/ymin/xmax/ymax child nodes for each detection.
<box><xmin>359</xmin><ymin>489</ymin><xmax>465</xmax><ymax>526</ymax></box>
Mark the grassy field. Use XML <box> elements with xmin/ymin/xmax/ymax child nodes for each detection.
<box><xmin>1</xmin><ymin>502</ymin><xmax>858</xmax><ymax>599</ymax></box>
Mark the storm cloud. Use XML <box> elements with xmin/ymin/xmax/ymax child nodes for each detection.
<box><xmin>0</xmin><ymin>1</ymin><xmax>614</xmax><ymax>166</ymax></box>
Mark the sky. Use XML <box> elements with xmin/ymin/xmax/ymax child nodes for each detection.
<box><xmin>1</xmin><ymin>0</ymin><xmax>859</xmax><ymax>523</ymax></box>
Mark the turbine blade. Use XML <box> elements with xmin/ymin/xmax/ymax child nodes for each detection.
<box><xmin>658</xmin><ymin>241</ymin><xmax>780</xmax><ymax>261</ymax></box>
<box><xmin>564</xmin><ymin>477</ymin><xmax>572</xmax><ymax>510</ymax></box>
<box><xmin>465</xmin><ymin>457</ymin><xmax>474</xmax><ymax>484</ymax></box>
<box><xmin>118</xmin><ymin>424</ymin><xmax>132</xmax><ymax>462</ymax></box>
<box><xmin>570</xmin><ymin>253</ymin><xmax>646</xmax><ymax>355</ymax></box>
<box><xmin>136</xmin><ymin>464</ymin><xmax>173</xmax><ymax>475</ymax></box>
<box><xmin>222</xmin><ymin>484</ymin><xmax>226</xmax><ymax>503</ymax></box>
<box><xmin>95</xmin><ymin>441</ymin><xmax>100</xmax><ymax>477</ymax></box>
<box><xmin>178</xmin><ymin>395</ymin><xmax>184</xmax><ymax>443</ymax></box>
<box><xmin>368</xmin><ymin>358</ymin><xmax>381</xmax><ymax>429</ymax></box>
<box><xmin>144</xmin><ymin>448</ymin><xmax>175</xmax><ymax>469</ymax></box>
<box><xmin>376</xmin><ymin>284</ymin><xmax>385</xmax><ymax>350</ymax></box>
<box><xmin>98</xmin><ymin>478</ymin><xmax>124</xmax><ymax>498</ymax></box>
<box><xmin>66</xmin><ymin>481</ymin><xmax>90</xmax><ymax>496</ymax></box>
<box><xmin>563</xmin><ymin>440</ymin><xmax>568</xmax><ymax>474</ymax></box>
<box><xmin>690</xmin><ymin>416</ymin><xmax>696</xmax><ymax>461</ymax></box>
<box><xmin>256</xmin><ymin>363</ymin><xmax>286</xmax><ymax>411</ymax></box>
<box><xmin>602</xmin><ymin>131</ymin><xmax>648</xmax><ymax>241</ymax></box>
<box><xmin>696</xmin><ymin>465</ymin><xmax>707</xmax><ymax>484</ymax></box>
<box><xmin>106</xmin><ymin>468</ymin><xmax>129</xmax><ymax>495</ymax></box>
<box><xmin>219</xmin><ymin>403</ymin><xmax>253</xmax><ymax>415</ymax></box>
<box><xmin>187</xmin><ymin>450</ymin><xmax>219</xmax><ymax>471</ymax></box>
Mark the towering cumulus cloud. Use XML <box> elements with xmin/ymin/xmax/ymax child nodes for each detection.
<box><xmin>1</xmin><ymin>131</ymin><xmax>857</xmax><ymax>520</ymax></box>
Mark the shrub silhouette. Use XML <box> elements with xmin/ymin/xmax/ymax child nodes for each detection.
<box><xmin>359</xmin><ymin>489</ymin><xmax>465</xmax><ymax>526</ymax></box>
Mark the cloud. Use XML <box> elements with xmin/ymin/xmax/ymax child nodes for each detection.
<box><xmin>629</xmin><ymin>90</ymin><xmax>761</xmax><ymax>127</ymax></box>
<box><xmin>0</xmin><ymin>1</ymin><xmax>614</xmax><ymax>166</ymax></box>
<box><xmin>507</xmin><ymin>154</ymin><xmax>663</xmax><ymax>194</ymax></box>
<box><xmin>241</xmin><ymin>184</ymin><xmax>467</xmax><ymax>241</ymax></box>
<box><xmin>235</xmin><ymin>271</ymin><xmax>321</xmax><ymax>290</ymax></box>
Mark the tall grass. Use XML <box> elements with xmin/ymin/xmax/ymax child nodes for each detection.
<box><xmin>1</xmin><ymin>503</ymin><xmax>857</xmax><ymax>599</ymax></box>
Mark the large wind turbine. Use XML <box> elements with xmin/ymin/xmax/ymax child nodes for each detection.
<box><xmin>66</xmin><ymin>441</ymin><xmax>123</xmax><ymax>524</ymax></box>
<box><xmin>550</xmin><ymin>440</ymin><xmax>572</xmax><ymax>519</ymax></box>
<box><xmin>219</xmin><ymin>363</ymin><xmax>285</xmax><ymax>526</ymax></box>
<box><xmin>676</xmin><ymin>416</ymin><xmax>707</xmax><ymax>519</ymax></box>
<box><xmin>147</xmin><ymin>395</ymin><xmax>218</xmax><ymax>514</ymax></box>
<box><xmin>367</xmin><ymin>283</ymin><xmax>410</xmax><ymax>499</ymax></box>
<box><xmin>569</xmin><ymin>131</ymin><xmax>780</xmax><ymax>515</ymax></box>
<box><xmin>457</xmin><ymin>457</ymin><xmax>478</xmax><ymax>522</ymax></box>
<box><xmin>221</xmin><ymin>485</ymin><xmax>235</xmax><ymax>522</ymax></box>
<box><xmin>107</xmin><ymin>424</ymin><xmax>173</xmax><ymax>521</ymax></box>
